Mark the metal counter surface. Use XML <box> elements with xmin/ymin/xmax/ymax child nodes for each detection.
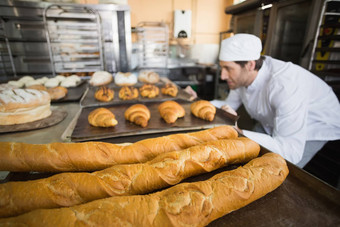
<box><xmin>0</xmin><ymin>103</ymin><xmax>339</xmax><ymax>226</ymax></box>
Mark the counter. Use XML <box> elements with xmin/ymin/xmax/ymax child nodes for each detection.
<box><xmin>0</xmin><ymin>102</ymin><xmax>339</xmax><ymax>226</ymax></box>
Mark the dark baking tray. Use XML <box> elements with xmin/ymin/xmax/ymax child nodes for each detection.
<box><xmin>71</xmin><ymin>100</ymin><xmax>238</xmax><ymax>142</ymax></box>
<box><xmin>51</xmin><ymin>80</ymin><xmax>88</xmax><ymax>103</ymax></box>
<box><xmin>80</xmin><ymin>82</ymin><xmax>192</xmax><ymax>107</ymax></box>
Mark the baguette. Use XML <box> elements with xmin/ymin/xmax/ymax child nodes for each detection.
<box><xmin>0</xmin><ymin>153</ymin><xmax>289</xmax><ymax>226</ymax></box>
<box><xmin>0</xmin><ymin>125</ymin><xmax>237</xmax><ymax>172</ymax></box>
<box><xmin>0</xmin><ymin>138</ymin><xmax>259</xmax><ymax>218</ymax></box>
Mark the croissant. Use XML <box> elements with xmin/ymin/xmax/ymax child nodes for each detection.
<box><xmin>94</xmin><ymin>86</ymin><xmax>114</xmax><ymax>102</ymax></box>
<box><xmin>124</xmin><ymin>104</ymin><xmax>151</xmax><ymax>127</ymax></box>
<box><xmin>88</xmin><ymin>107</ymin><xmax>118</xmax><ymax>127</ymax></box>
<box><xmin>191</xmin><ymin>100</ymin><xmax>216</xmax><ymax>121</ymax></box>
<box><xmin>161</xmin><ymin>83</ymin><xmax>178</xmax><ymax>97</ymax></box>
<box><xmin>158</xmin><ymin>100</ymin><xmax>185</xmax><ymax>123</ymax></box>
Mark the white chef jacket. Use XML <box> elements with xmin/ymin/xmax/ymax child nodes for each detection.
<box><xmin>212</xmin><ymin>56</ymin><xmax>340</xmax><ymax>165</ymax></box>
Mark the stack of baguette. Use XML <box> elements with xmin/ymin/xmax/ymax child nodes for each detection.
<box><xmin>0</xmin><ymin>125</ymin><xmax>289</xmax><ymax>226</ymax></box>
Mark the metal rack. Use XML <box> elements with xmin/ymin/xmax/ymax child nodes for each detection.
<box><xmin>43</xmin><ymin>4</ymin><xmax>105</xmax><ymax>76</ymax></box>
<box><xmin>308</xmin><ymin>0</ymin><xmax>340</xmax><ymax>78</ymax></box>
<box><xmin>136</xmin><ymin>22</ymin><xmax>169</xmax><ymax>75</ymax></box>
<box><xmin>0</xmin><ymin>18</ymin><xmax>16</xmax><ymax>78</ymax></box>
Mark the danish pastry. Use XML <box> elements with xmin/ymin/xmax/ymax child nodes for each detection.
<box><xmin>161</xmin><ymin>83</ymin><xmax>178</xmax><ymax>97</ymax></box>
<box><xmin>119</xmin><ymin>86</ymin><xmax>139</xmax><ymax>100</ymax></box>
<box><xmin>94</xmin><ymin>86</ymin><xmax>114</xmax><ymax>102</ymax></box>
<box><xmin>139</xmin><ymin>84</ymin><xmax>159</xmax><ymax>98</ymax></box>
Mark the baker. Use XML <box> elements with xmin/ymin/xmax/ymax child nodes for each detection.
<box><xmin>186</xmin><ymin>33</ymin><xmax>340</xmax><ymax>168</ymax></box>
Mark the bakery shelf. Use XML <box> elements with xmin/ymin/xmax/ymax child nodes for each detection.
<box><xmin>43</xmin><ymin>4</ymin><xmax>104</xmax><ymax>76</ymax></box>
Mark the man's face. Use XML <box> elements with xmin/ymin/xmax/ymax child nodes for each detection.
<box><xmin>219</xmin><ymin>61</ymin><xmax>250</xmax><ymax>89</ymax></box>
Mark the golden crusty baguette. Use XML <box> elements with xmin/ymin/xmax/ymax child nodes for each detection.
<box><xmin>191</xmin><ymin>100</ymin><xmax>216</xmax><ymax>121</ymax></box>
<box><xmin>0</xmin><ymin>137</ymin><xmax>260</xmax><ymax>218</ymax></box>
<box><xmin>0</xmin><ymin>153</ymin><xmax>288</xmax><ymax>226</ymax></box>
<box><xmin>158</xmin><ymin>100</ymin><xmax>185</xmax><ymax>123</ymax></box>
<box><xmin>0</xmin><ymin>125</ymin><xmax>237</xmax><ymax>172</ymax></box>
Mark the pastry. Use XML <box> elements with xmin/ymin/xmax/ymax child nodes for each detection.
<box><xmin>0</xmin><ymin>89</ymin><xmax>51</xmax><ymax>125</ymax></box>
<box><xmin>191</xmin><ymin>100</ymin><xmax>216</xmax><ymax>121</ymax></box>
<box><xmin>158</xmin><ymin>100</ymin><xmax>185</xmax><ymax>123</ymax></box>
<box><xmin>114</xmin><ymin>72</ymin><xmax>137</xmax><ymax>86</ymax></box>
<box><xmin>118</xmin><ymin>86</ymin><xmax>139</xmax><ymax>100</ymax></box>
<box><xmin>94</xmin><ymin>86</ymin><xmax>114</xmax><ymax>102</ymax></box>
<box><xmin>161</xmin><ymin>83</ymin><xmax>178</xmax><ymax>97</ymax></box>
<box><xmin>47</xmin><ymin>86</ymin><xmax>68</xmax><ymax>100</ymax></box>
<box><xmin>0</xmin><ymin>138</ymin><xmax>260</xmax><ymax>218</ymax></box>
<box><xmin>88</xmin><ymin>107</ymin><xmax>117</xmax><ymax>127</ymax></box>
<box><xmin>89</xmin><ymin>71</ymin><xmax>113</xmax><ymax>86</ymax></box>
<box><xmin>0</xmin><ymin>125</ymin><xmax>238</xmax><ymax>172</ymax></box>
<box><xmin>124</xmin><ymin>104</ymin><xmax>150</xmax><ymax>127</ymax></box>
<box><xmin>139</xmin><ymin>84</ymin><xmax>159</xmax><ymax>98</ymax></box>
<box><xmin>27</xmin><ymin>84</ymin><xmax>47</xmax><ymax>91</ymax></box>
<box><xmin>0</xmin><ymin>153</ymin><xmax>288</xmax><ymax>226</ymax></box>
<box><xmin>138</xmin><ymin>70</ymin><xmax>160</xmax><ymax>84</ymax></box>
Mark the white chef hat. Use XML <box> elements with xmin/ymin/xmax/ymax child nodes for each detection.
<box><xmin>219</xmin><ymin>33</ymin><xmax>262</xmax><ymax>62</ymax></box>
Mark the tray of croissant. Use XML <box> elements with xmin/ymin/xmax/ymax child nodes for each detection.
<box><xmin>80</xmin><ymin>82</ymin><xmax>192</xmax><ymax>107</ymax></box>
<box><xmin>70</xmin><ymin>99</ymin><xmax>238</xmax><ymax>142</ymax></box>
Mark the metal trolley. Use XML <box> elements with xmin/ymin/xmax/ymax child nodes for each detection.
<box><xmin>43</xmin><ymin>4</ymin><xmax>105</xmax><ymax>76</ymax></box>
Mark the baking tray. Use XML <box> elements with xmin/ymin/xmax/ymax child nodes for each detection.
<box><xmin>80</xmin><ymin>82</ymin><xmax>192</xmax><ymax>107</ymax></box>
<box><xmin>51</xmin><ymin>80</ymin><xmax>88</xmax><ymax>103</ymax></box>
<box><xmin>70</xmin><ymin>100</ymin><xmax>238</xmax><ymax>142</ymax></box>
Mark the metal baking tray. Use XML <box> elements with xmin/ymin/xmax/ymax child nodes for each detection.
<box><xmin>80</xmin><ymin>82</ymin><xmax>192</xmax><ymax>107</ymax></box>
<box><xmin>71</xmin><ymin>100</ymin><xmax>238</xmax><ymax>142</ymax></box>
<box><xmin>51</xmin><ymin>80</ymin><xmax>87</xmax><ymax>103</ymax></box>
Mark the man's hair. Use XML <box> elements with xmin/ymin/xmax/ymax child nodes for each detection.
<box><xmin>235</xmin><ymin>56</ymin><xmax>265</xmax><ymax>71</ymax></box>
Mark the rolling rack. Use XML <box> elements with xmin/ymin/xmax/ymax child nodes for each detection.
<box><xmin>135</xmin><ymin>22</ymin><xmax>169</xmax><ymax>76</ymax></box>
<box><xmin>43</xmin><ymin>4</ymin><xmax>105</xmax><ymax>76</ymax></box>
<box><xmin>0</xmin><ymin>18</ymin><xmax>16</xmax><ymax>78</ymax></box>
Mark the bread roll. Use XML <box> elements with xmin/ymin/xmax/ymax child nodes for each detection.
<box><xmin>94</xmin><ymin>86</ymin><xmax>114</xmax><ymax>102</ymax></box>
<box><xmin>0</xmin><ymin>125</ymin><xmax>237</xmax><ymax>172</ymax></box>
<box><xmin>138</xmin><ymin>70</ymin><xmax>160</xmax><ymax>84</ymax></box>
<box><xmin>88</xmin><ymin>107</ymin><xmax>118</xmax><ymax>127</ymax></box>
<box><xmin>0</xmin><ymin>138</ymin><xmax>260</xmax><ymax>218</ymax></box>
<box><xmin>89</xmin><ymin>71</ymin><xmax>113</xmax><ymax>86</ymax></box>
<box><xmin>47</xmin><ymin>86</ymin><xmax>68</xmax><ymax>101</ymax></box>
<box><xmin>191</xmin><ymin>100</ymin><xmax>216</xmax><ymax>121</ymax></box>
<box><xmin>114</xmin><ymin>72</ymin><xmax>137</xmax><ymax>86</ymax></box>
<box><xmin>124</xmin><ymin>104</ymin><xmax>150</xmax><ymax>127</ymax></box>
<box><xmin>158</xmin><ymin>100</ymin><xmax>185</xmax><ymax>123</ymax></box>
<box><xmin>0</xmin><ymin>153</ymin><xmax>288</xmax><ymax>226</ymax></box>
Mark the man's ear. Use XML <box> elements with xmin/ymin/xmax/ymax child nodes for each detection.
<box><xmin>247</xmin><ymin>60</ymin><xmax>256</xmax><ymax>71</ymax></box>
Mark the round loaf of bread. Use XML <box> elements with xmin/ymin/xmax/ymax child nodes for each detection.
<box><xmin>89</xmin><ymin>71</ymin><xmax>113</xmax><ymax>86</ymax></box>
<box><xmin>138</xmin><ymin>70</ymin><xmax>160</xmax><ymax>84</ymax></box>
<box><xmin>0</xmin><ymin>89</ymin><xmax>52</xmax><ymax>125</ymax></box>
<box><xmin>114</xmin><ymin>72</ymin><xmax>137</xmax><ymax>86</ymax></box>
